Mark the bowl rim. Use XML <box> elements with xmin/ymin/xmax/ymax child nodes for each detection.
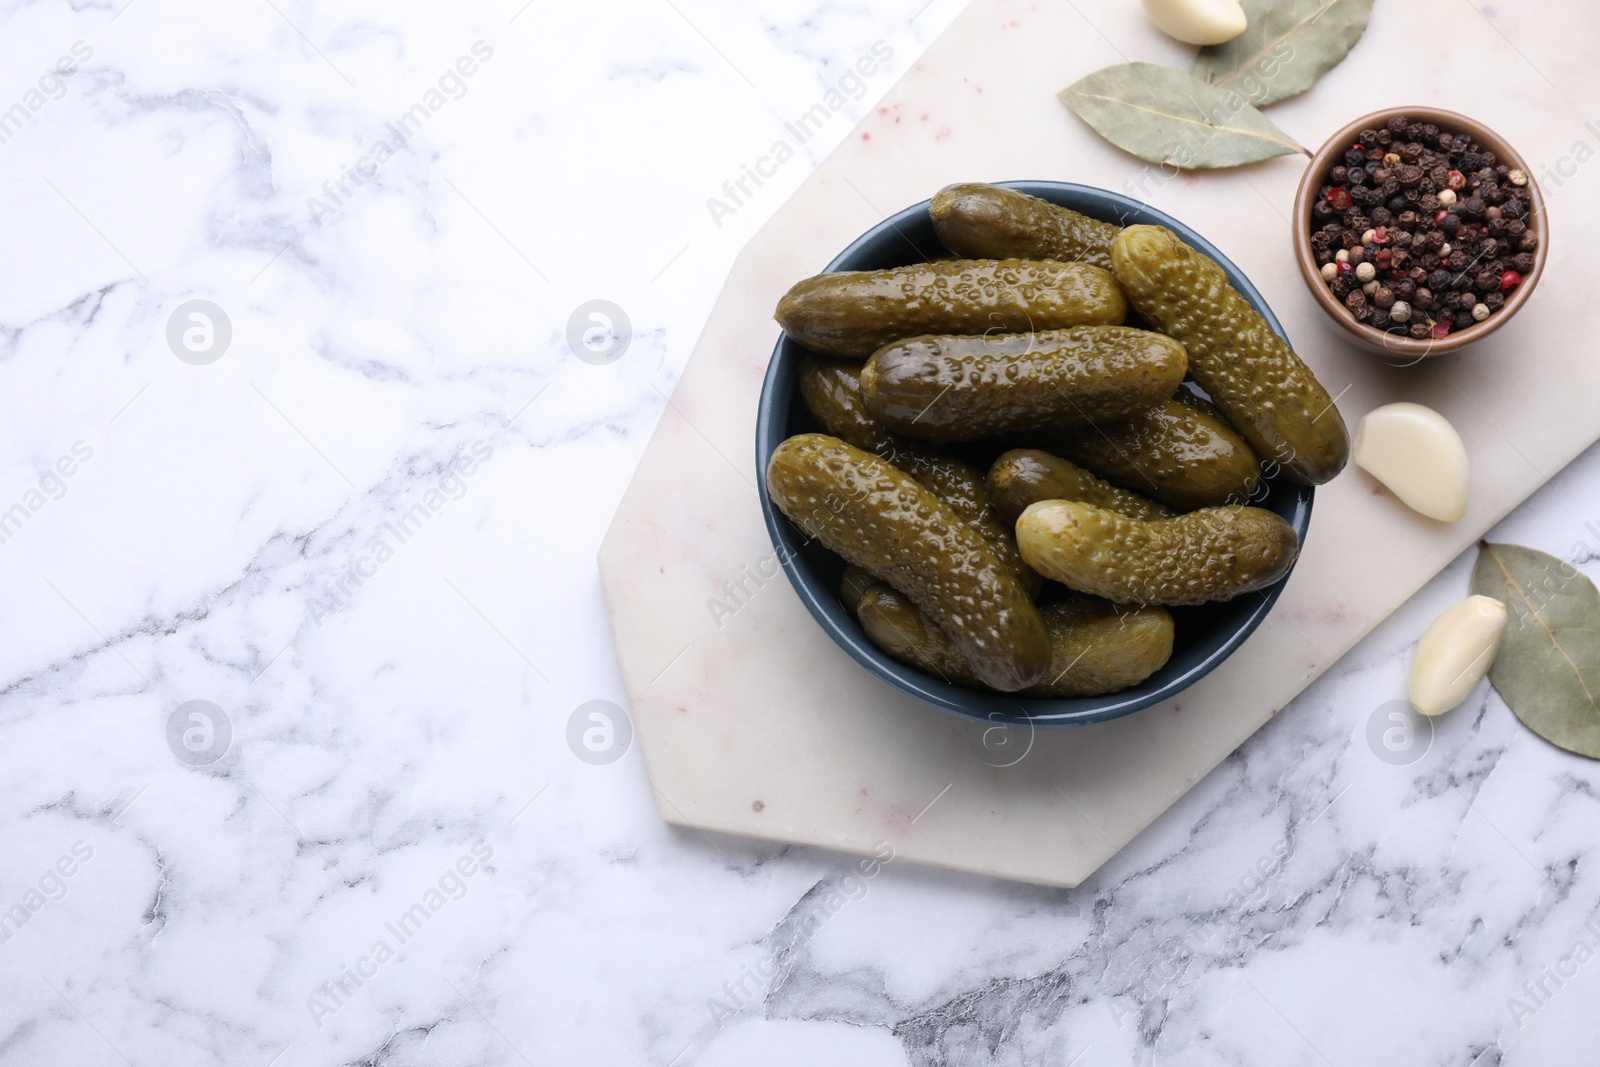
<box><xmin>755</xmin><ymin>180</ymin><xmax>1314</xmax><ymax>728</ymax></box>
<box><xmin>1290</xmin><ymin>106</ymin><xmax>1549</xmax><ymax>360</ymax></box>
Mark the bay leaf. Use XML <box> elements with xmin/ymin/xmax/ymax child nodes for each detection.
<box><xmin>1470</xmin><ymin>542</ymin><xmax>1600</xmax><ymax>760</ymax></box>
<box><xmin>1059</xmin><ymin>62</ymin><xmax>1305</xmax><ymax>170</ymax></box>
<box><xmin>1194</xmin><ymin>0</ymin><xmax>1375</xmax><ymax>108</ymax></box>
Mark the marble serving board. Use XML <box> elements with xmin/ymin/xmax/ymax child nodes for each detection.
<box><xmin>598</xmin><ymin>0</ymin><xmax>1593</xmax><ymax>887</ymax></box>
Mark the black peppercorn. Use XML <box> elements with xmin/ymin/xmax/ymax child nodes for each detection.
<box><xmin>1344</xmin><ymin>147</ymin><xmax>1366</xmax><ymax>167</ymax></box>
<box><xmin>1453</xmin><ymin>310</ymin><xmax>1474</xmax><ymax>329</ymax></box>
<box><xmin>1388</xmin><ymin>115</ymin><xmax>1409</xmax><ymax>133</ymax></box>
<box><xmin>1346</xmin><ymin>289</ymin><xmax>1368</xmax><ymax>309</ymax></box>
<box><xmin>1463</xmin><ymin>195</ymin><xmax>1485</xmax><ymax>218</ymax></box>
<box><xmin>1387</xmin><ymin>195</ymin><xmax>1410</xmax><ymax>214</ymax></box>
<box><xmin>1440</xmin><ymin>214</ymin><xmax>1461</xmax><ymax>236</ymax></box>
<box><xmin>1372</xmin><ymin>308</ymin><xmax>1392</xmax><ymax>329</ymax></box>
<box><xmin>1355</xmin><ymin>305</ymin><xmax>1375</xmax><ymax>324</ymax></box>
<box><xmin>1429</xmin><ymin>269</ymin><xmax>1451</xmax><ymax>290</ymax></box>
<box><xmin>1374</xmin><ymin>288</ymin><xmax>1396</xmax><ymax>309</ymax></box>
<box><xmin>1409</xmin><ymin>322</ymin><xmax>1430</xmax><ymax>340</ymax></box>
<box><xmin>1330</xmin><ymin>165</ymin><xmax>1349</xmax><ymax>184</ymax></box>
<box><xmin>1415</xmin><ymin>287</ymin><xmax>1436</xmax><ymax>310</ymax></box>
<box><xmin>1485</xmin><ymin>291</ymin><xmax>1506</xmax><ymax>310</ymax></box>
<box><xmin>1397</xmin><ymin>279</ymin><xmax>1417</xmax><ymax>300</ymax></box>
<box><xmin>1512</xmin><ymin>252</ymin><xmax>1536</xmax><ymax>273</ymax></box>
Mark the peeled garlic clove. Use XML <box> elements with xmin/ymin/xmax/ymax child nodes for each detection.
<box><xmin>1410</xmin><ymin>595</ymin><xmax>1507</xmax><ymax>716</ymax></box>
<box><xmin>1141</xmin><ymin>0</ymin><xmax>1247</xmax><ymax>46</ymax></box>
<box><xmin>1353</xmin><ymin>403</ymin><xmax>1469</xmax><ymax>522</ymax></box>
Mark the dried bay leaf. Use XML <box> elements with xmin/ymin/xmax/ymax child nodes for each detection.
<box><xmin>1194</xmin><ymin>0</ymin><xmax>1375</xmax><ymax>108</ymax></box>
<box><xmin>1470</xmin><ymin>542</ymin><xmax>1600</xmax><ymax>760</ymax></box>
<box><xmin>1059</xmin><ymin>62</ymin><xmax>1305</xmax><ymax>170</ymax></box>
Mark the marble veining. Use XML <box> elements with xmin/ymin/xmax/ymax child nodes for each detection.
<box><xmin>2</xmin><ymin>0</ymin><xmax>1598</xmax><ymax>1064</ymax></box>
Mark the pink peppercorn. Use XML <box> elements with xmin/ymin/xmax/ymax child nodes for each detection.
<box><xmin>1501</xmin><ymin>270</ymin><xmax>1522</xmax><ymax>291</ymax></box>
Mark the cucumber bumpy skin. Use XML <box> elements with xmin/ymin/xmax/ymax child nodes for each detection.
<box><xmin>1110</xmin><ymin>225</ymin><xmax>1350</xmax><ymax>485</ymax></box>
<box><xmin>857</xmin><ymin>584</ymin><xmax>1174</xmax><ymax>697</ymax></box>
<box><xmin>1016</xmin><ymin>500</ymin><xmax>1300</xmax><ymax>606</ymax></box>
<box><xmin>766</xmin><ymin>434</ymin><xmax>1050</xmax><ymax>691</ymax></box>
<box><xmin>930</xmin><ymin>183</ymin><xmax>1120</xmax><ymax>271</ymax></box>
<box><xmin>774</xmin><ymin>259</ymin><xmax>1127</xmax><ymax>359</ymax></box>
<box><xmin>839</xmin><ymin>564</ymin><xmax>878</xmax><ymax>617</ymax></box>
<box><xmin>1035</xmin><ymin>390</ymin><xmax>1261</xmax><ymax>511</ymax></box>
<box><xmin>858</xmin><ymin>326</ymin><xmax>1186</xmax><ymax>443</ymax></box>
<box><xmin>800</xmin><ymin>357</ymin><xmax>1041</xmax><ymax>596</ymax></box>
<box><xmin>987</xmin><ymin>449</ymin><xmax>1175</xmax><ymax>525</ymax></box>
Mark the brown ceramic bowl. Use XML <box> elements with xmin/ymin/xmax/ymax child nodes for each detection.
<box><xmin>1292</xmin><ymin>106</ymin><xmax>1548</xmax><ymax>360</ymax></box>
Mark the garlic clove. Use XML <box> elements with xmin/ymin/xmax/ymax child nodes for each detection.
<box><xmin>1353</xmin><ymin>402</ymin><xmax>1470</xmax><ymax>522</ymax></box>
<box><xmin>1409</xmin><ymin>595</ymin><xmax>1508</xmax><ymax>716</ymax></box>
<box><xmin>1141</xmin><ymin>0</ymin><xmax>1247</xmax><ymax>46</ymax></box>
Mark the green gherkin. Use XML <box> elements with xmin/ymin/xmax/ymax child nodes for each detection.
<box><xmin>766</xmin><ymin>434</ymin><xmax>1050</xmax><ymax>691</ymax></box>
<box><xmin>1110</xmin><ymin>225</ymin><xmax>1350</xmax><ymax>485</ymax></box>
<box><xmin>774</xmin><ymin>259</ymin><xmax>1127</xmax><ymax>359</ymax></box>
<box><xmin>930</xmin><ymin>183</ymin><xmax>1120</xmax><ymax>271</ymax></box>
<box><xmin>800</xmin><ymin>357</ymin><xmax>1040</xmax><ymax>596</ymax></box>
<box><xmin>1035</xmin><ymin>390</ymin><xmax>1262</xmax><ymax>511</ymax></box>
<box><xmin>857</xmin><ymin>583</ymin><xmax>1174</xmax><ymax>697</ymax></box>
<box><xmin>1016</xmin><ymin>500</ymin><xmax>1300</xmax><ymax>606</ymax></box>
<box><xmin>859</xmin><ymin>326</ymin><xmax>1187</xmax><ymax>443</ymax></box>
<box><xmin>987</xmin><ymin>449</ymin><xmax>1175</xmax><ymax>526</ymax></box>
<box><xmin>839</xmin><ymin>565</ymin><xmax>877</xmax><ymax>617</ymax></box>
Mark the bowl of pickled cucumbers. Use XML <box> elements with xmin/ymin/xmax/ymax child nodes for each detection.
<box><xmin>757</xmin><ymin>181</ymin><xmax>1349</xmax><ymax>726</ymax></box>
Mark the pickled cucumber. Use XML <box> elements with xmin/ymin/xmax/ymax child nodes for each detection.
<box><xmin>930</xmin><ymin>183</ymin><xmax>1120</xmax><ymax>271</ymax></box>
<box><xmin>1016</xmin><ymin>500</ymin><xmax>1299</xmax><ymax>606</ymax></box>
<box><xmin>767</xmin><ymin>433</ymin><xmax>1050</xmax><ymax>690</ymax></box>
<box><xmin>1110</xmin><ymin>225</ymin><xmax>1350</xmax><ymax>485</ymax></box>
<box><xmin>1035</xmin><ymin>391</ymin><xmax>1261</xmax><ymax>511</ymax></box>
<box><xmin>858</xmin><ymin>326</ymin><xmax>1186</xmax><ymax>443</ymax></box>
<box><xmin>801</xmin><ymin>357</ymin><xmax>1040</xmax><ymax>596</ymax></box>
<box><xmin>775</xmin><ymin>259</ymin><xmax>1127</xmax><ymax>359</ymax></box>
<box><xmin>987</xmin><ymin>449</ymin><xmax>1175</xmax><ymax>525</ymax></box>
<box><xmin>858</xmin><ymin>583</ymin><xmax>1174</xmax><ymax>697</ymax></box>
<box><xmin>839</xmin><ymin>565</ymin><xmax>877</xmax><ymax>617</ymax></box>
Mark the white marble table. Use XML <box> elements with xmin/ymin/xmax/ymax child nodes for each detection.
<box><xmin>2</xmin><ymin>1</ymin><xmax>1598</xmax><ymax>1065</ymax></box>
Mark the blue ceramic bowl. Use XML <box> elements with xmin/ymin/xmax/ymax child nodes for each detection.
<box><xmin>756</xmin><ymin>181</ymin><xmax>1313</xmax><ymax>727</ymax></box>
